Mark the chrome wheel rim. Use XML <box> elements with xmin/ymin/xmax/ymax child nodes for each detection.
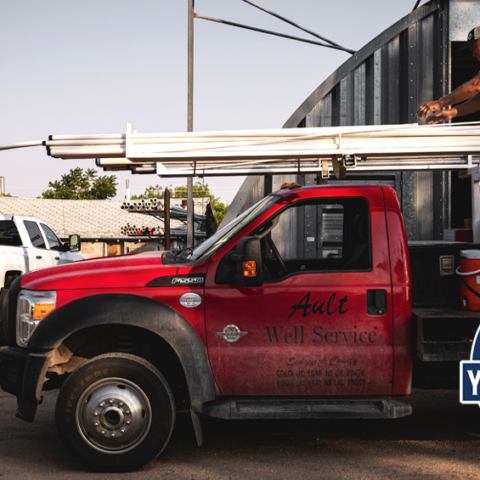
<box><xmin>75</xmin><ymin>377</ymin><xmax>152</xmax><ymax>454</ymax></box>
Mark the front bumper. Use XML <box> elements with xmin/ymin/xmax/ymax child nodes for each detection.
<box><xmin>0</xmin><ymin>347</ymin><xmax>49</xmax><ymax>422</ymax></box>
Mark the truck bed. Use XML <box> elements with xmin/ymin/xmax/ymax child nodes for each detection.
<box><xmin>409</xmin><ymin>241</ymin><xmax>480</xmax><ymax>363</ymax></box>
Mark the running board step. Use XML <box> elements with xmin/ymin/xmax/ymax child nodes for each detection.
<box><xmin>204</xmin><ymin>398</ymin><xmax>412</xmax><ymax>420</ymax></box>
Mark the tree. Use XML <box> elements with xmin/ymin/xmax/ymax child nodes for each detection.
<box><xmin>131</xmin><ymin>182</ymin><xmax>214</xmax><ymax>200</ymax></box>
<box><xmin>130</xmin><ymin>185</ymin><xmax>167</xmax><ymax>199</ymax></box>
<box><xmin>41</xmin><ymin>168</ymin><xmax>117</xmax><ymax>200</ymax></box>
<box><xmin>211</xmin><ymin>200</ymin><xmax>229</xmax><ymax>225</ymax></box>
<box><xmin>132</xmin><ymin>181</ymin><xmax>230</xmax><ymax>224</ymax></box>
<box><xmin>173</xmin><ymin>182</ymin><xmax>212</xmax><ymax>199</ymax></box>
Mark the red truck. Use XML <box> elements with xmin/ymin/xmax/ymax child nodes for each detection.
<box><xmin>0</xmin><ymin>183</ymin><xmax>473</xmax><ymax>471</ymax></box>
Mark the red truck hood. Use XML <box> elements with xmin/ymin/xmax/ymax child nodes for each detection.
<box><xmin>21</xmin><ymin>251</ymin><xmax>179</xmax><ymax>291</ymax></box>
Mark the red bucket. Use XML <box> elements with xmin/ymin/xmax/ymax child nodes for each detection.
<box><xmin>456</xmin><ymin>250</ymin><xmax>480</xmax><ymax>311</ymax></box>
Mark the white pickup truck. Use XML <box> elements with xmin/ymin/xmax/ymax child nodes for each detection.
<box><xmin>0</xmin><ymin>215</ymin><xmax>83</xmax><ymax>343</ymax></box>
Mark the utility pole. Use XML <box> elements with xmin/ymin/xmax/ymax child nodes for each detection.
<box><xmin>187</xmin><ymin>0</ymin><xmax>194</xmax><ymax>249</ymax></box>
<box><xmin>164</xmin><ymin>187</ymin><xmax>171</xmax><ymax>251</ymax></box>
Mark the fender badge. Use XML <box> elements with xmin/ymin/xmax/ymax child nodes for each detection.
<box><xmin>215</xmin><ymin>325</ymin><xmax>248</xmax><ymax>344</ymax></box>
<box><xmin>179</xmin><ymin>293</ymin><xmax>202</xmax><ymax>308</ymax></box>
<box><xmin>172</xmin><ymin>277</ymin><xmax>204</xmax><ymax>285</ymax></box>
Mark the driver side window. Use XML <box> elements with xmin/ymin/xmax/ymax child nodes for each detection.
<box><xmin>40</xmin><ymin>223</ymin><xmax>63</xmax><ymax>251</ymax></box>
<box><xmin>254</xmin><ymin>197</ymin><xmax>371</xmax><ymax>281</ymax></box>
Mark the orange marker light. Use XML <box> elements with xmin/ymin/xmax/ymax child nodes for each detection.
<box><xmin>243</xmin><ymin>261</ymin><xmax>257</xmax><ymax>277</ymax></box>
<box><xmin>33</xmin><ymin>303</ymin><xmax>55</xmax><ymax>319</ymax></box>
<box><xmin>280</xmin><ymin>182</ymin><xmax>301</xmax><ymax>190</ymax></box>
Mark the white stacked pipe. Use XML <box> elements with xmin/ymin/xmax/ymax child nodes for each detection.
<box><xmin>5</xmin><ymin>123</ymin><xmax>480</xmax><ymax>178</ymax></box>
<box><xmin>43</xmin><ymin>122</ymin><xmax>480</xmax><ymax>162</ymax></box>
<box><xmin>121</xmin><ymin>224</ymin><xmax>164</xmax><ymax>236</ymax></box>
<box><xmin>121</xmin><ymin>199</ymin><xmax>164</xmax><ymax>212</ymax></box>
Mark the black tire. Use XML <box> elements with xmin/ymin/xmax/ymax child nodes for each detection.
<box><xmin>55</xmin><ymin>353</ymin><xmax>175</xmax><ymax>472</ymax></box>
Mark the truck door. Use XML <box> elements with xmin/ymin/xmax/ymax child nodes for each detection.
<box><xmin>205</xmin><ymin>189</ymin><xmax>393</xmax><ymax>396</ymax></box>
<box><xmin>23</xmin><ymin>220</ymin><xmax>55</xmax><ymax>269</ymax></box>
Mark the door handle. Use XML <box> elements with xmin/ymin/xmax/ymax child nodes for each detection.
<box><xmin>36</xmin><ymin>255</ymin><xmax>42</xmax><ymax>259</ymax></box>
<box><xmin>367</xmin><ymin>289</ymin><xmax>387</xmax><ymax>316</ymax></box>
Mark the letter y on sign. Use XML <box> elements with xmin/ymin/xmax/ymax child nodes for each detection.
<box><xmin>460</xmin><ymin>327</ymin><xmax>480</xmax><ymax>404</ymax></box>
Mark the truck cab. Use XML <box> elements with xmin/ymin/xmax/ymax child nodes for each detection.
<box><xmin>0</xmin><ymin>214</ymin><xmax>83</xmax><ymax>290</ymax></box>
<box><xmin>0</xmin><ymin>184</ymin><xmax>413</xmax><ymax>472</ymax></box>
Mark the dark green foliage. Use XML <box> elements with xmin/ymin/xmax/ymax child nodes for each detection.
<box><xmin>130</xmin><ymin>185</ymin><xmax>166</xmax><ymax>199</ymax></box>
<box><xmin>132</xmin><ymin>181</ymin><xmax>230</xmax><ymax>224</ymax></box>
<box><xmin>211</xmin><ymin>200</ymin><xmax>229</xmax><ymax>225</ymax></box>
<box><xmin>41</xmin><ymin>168</ymin><xmax>117</xmax><ymax>200</ymax></box>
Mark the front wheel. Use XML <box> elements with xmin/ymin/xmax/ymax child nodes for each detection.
<box><xmin>55</xmin><ymin>353</ymin><xmax>175</xmax><ymax>472</ymax></box>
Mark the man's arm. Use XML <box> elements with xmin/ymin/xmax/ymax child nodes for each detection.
<box><xmin>424</xmin><ymin>92</ymin><xmax>480</xmax><ymax>124</ymax></box>
<box><xmin>417</xmin><ymin>71</ymin><xmax>480</xmax><ymax>119</ymax></box>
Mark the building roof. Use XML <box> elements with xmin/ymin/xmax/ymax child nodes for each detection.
<box><xmin>0</xmin><ymin>197</ymin><xmax>211</xmax><ymax>240</ymax></box>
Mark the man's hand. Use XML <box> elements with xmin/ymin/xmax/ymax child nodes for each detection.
<box><xmin>418</xmin><ymin>73</ymin><xmax>480</xmax><ymax>121</ymax></box>
<box><xmin>425</xmin><ymin>108</ymin><xmax>457</xmax><ymax>124</ymax></box>
<box><xmin>417</xmin><ymin>101</ymin><xmax>443</xmax><ymax>119</ymax></box>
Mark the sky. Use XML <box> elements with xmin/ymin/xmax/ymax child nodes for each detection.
<box><xmin>0</xmin><ymin>0</ymin><xmax>428</xmax><ymax>203</ymax></box>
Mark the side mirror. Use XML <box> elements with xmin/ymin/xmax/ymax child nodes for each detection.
<box><xmin>230</xmin><ymin>237</ymin><xmax>263</xmax><ymax>287</ymax></box>
<box><xmin>68</xmin><ymin>234</ymin><xmax>81</xmax><ymax>252</ymax></box>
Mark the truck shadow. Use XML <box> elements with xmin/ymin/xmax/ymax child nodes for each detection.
<box><xmin>0</xmin><ymin>388</ymin><xmax>479</xmax><ymax>477</ymax></box>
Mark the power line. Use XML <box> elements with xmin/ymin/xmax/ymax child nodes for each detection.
<box><xmin>412</xmin><ymin>0</ymin><xmax>422</xmax><ymax>11</ymax></box>
<box><xmin>195</xmin><ymin>14</ymin><xmax>355</xmax><ymax>54</ymax></box>
<box><xmin>241</xmin><ymin>0</ymin><xmax>353</xmax><ymax>52</ymax></box>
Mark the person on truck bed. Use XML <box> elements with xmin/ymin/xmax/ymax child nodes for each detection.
<box><xmin>417</xmin><ymin>26</ymin><xmax>480</xmax><ymax>124</ymax></box>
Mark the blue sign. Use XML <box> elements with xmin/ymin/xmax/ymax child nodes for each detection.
<box><xmin>461</xmin><ymin>328</ymin><xmax>480</xmax><ymax>404</ymax></box>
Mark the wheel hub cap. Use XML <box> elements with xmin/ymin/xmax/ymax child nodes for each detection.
<box><xmin>76</xmin><ymin>378</ymin><xmax>152</xmax><ymax>453</ymax></box>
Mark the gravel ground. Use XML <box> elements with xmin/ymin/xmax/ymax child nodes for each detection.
<box><xmin>0</xmin><ymin>388</ymin><xmax>479</xmax><ymax>480</ymax></box>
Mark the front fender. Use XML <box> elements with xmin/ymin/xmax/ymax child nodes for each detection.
<box><xmin>29</xmin><ymin>294</ymin><xmax>215</xmax><ymax>411</ymax></box>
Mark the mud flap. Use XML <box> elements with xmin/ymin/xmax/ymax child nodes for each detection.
<box><xmin>190</xmin><ymin>407</ymin><xmax>204</xmax><ymax>447</ymax></box>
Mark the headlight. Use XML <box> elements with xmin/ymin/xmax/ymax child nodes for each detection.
<box><xmin>16</xmin><ymin>290</ymin><xmax>56</xmax><ymax>347</ymax></box>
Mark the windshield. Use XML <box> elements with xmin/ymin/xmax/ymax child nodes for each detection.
<box><xmin>190</xmin><ymin>195</ymin><xmax>279</xmax><ymax>261</ymax></box>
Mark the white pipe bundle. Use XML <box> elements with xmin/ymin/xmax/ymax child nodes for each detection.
<box><xmin>4</xmin><ymin>122</ymin><xmax>480</xmax><ymax>178</ymax></box>
<box><xmin>121</xmin><ymin>224</ymin><xmax>164</xmax><ymax>236</ymax></box>
<box><xmin>121</xmin><ymin>199</ymin><xmax>164</xmax><ymax>212</ymax></box>
<box><xmin>43</xmin><ymin>122</ymin><xmax>480</xmax><ymax>162</ymax></box>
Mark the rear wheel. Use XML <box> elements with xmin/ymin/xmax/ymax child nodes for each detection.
<box><xmin>55</xmin><ymin>353</ymin><xmax>175</xmax><ymax>472</ymax></box>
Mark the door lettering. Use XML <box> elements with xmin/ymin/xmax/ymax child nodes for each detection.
<box><xmin>288</xmin><ymin>292</ymin><xmax>349</xmax><ymax>319</ymax></box>
<box><xmin>266</xmin><ymin>326</ymin><xmax>305</xmax><ymax>344</ymax></box>
<box><xmin>266</xmin><ymin>325</ymin><xmax>377</xmax><ymax>344</ymax></box>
